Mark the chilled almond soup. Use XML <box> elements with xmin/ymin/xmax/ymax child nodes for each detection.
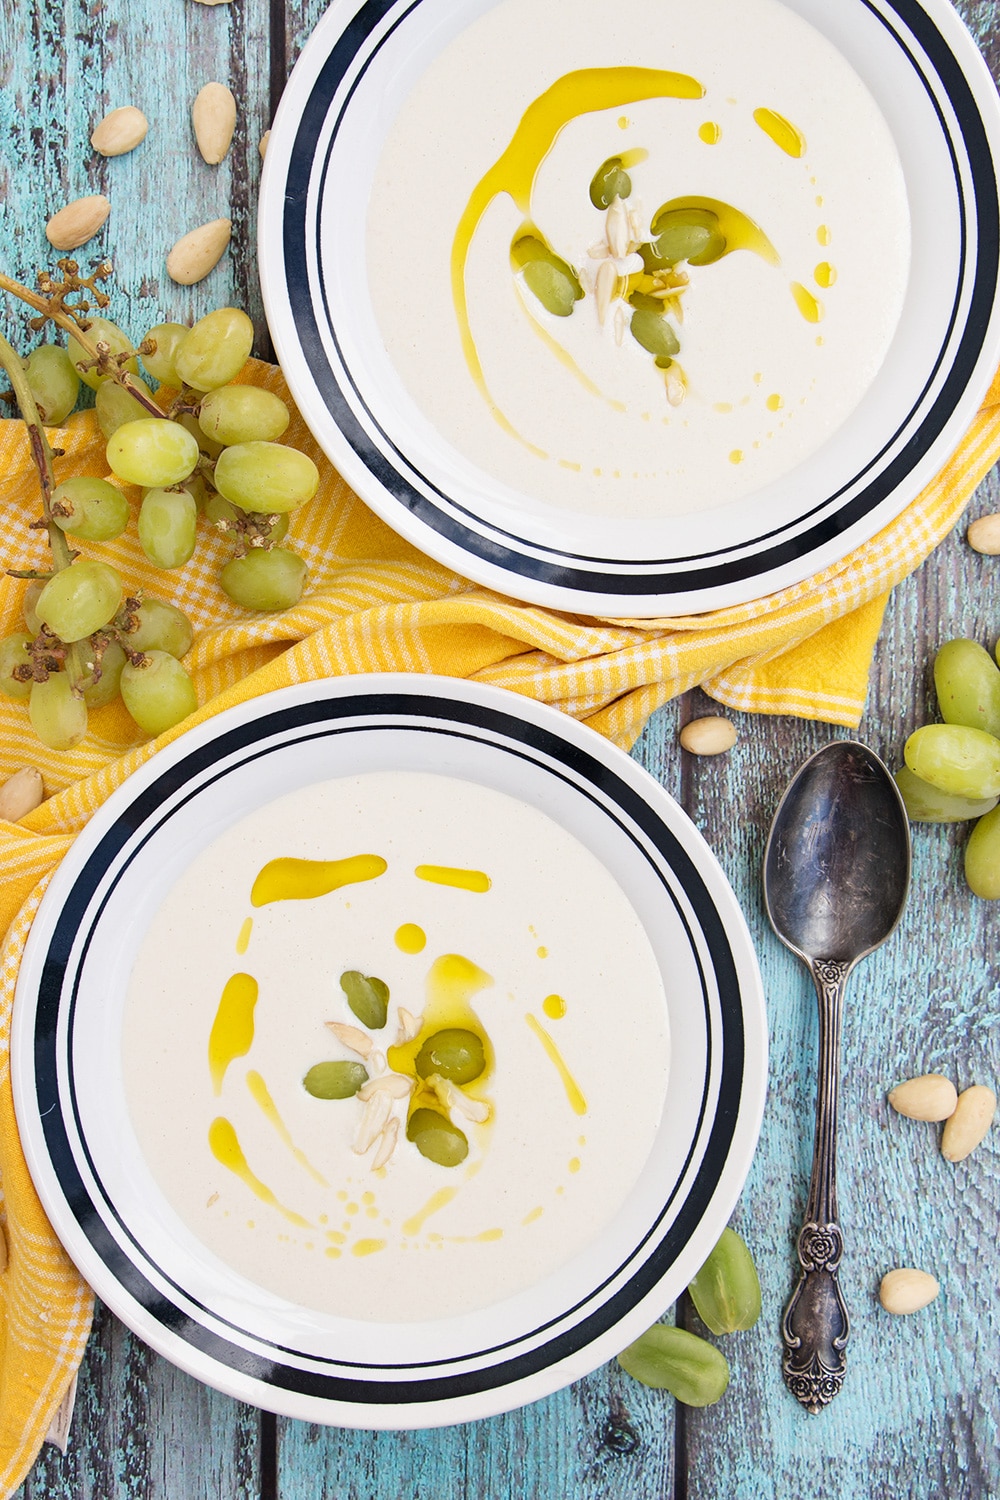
<box><xmin>366</xmin><ymin>0</ymin><xmax>910</xmax><ymax>518</ymax></box>
<box><xmin>123</xmin><ymin>773</ymin><xmax>670</xmax><ymax>1321</ymax></box>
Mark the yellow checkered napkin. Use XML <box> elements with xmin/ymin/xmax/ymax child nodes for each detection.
<box><xmin>2</xmin><ymin>360</ymin><xmax>999</xmax><ymax>1494</ymax></box>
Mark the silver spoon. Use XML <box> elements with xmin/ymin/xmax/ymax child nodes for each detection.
<box><xmin>763</xmin><ymin>740</ymin><xmax>910</xmax><ymax>1414</ymax></box>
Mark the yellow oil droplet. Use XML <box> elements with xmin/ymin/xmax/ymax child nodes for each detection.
<box><xmin>618</xmin><ymin>115</ymin><xmax>630</xmax><ymax>128</ymax></box>
<box><xmin>753</xmin><ymin>371</ymin><xmax>763</xmax><ymax>385</ymax></box>
<box><xmin>791</xmin><ymin>282</ymin><xmax>823</xmax><ymax>323</ymax></box>
<box><xmin>536</xmin><ymin>945</ymin><xmax>548</xmax><ymax>959</ymax></box>
<box><xmin>569</xmin><ymin>1157</ymin><xmax>581</xmax><ymax>1173</ymax></box>
<box><xmin>817</xmin><ymin>224</ymin><xmax>831</xmax><ymax>246</ymax></box>
<box><xmin>208</xmin><ymin>1118</ymin><xmax>310</xmax><ymax>1226</ymax></box>
<box><xmin>235</xmin><ymin>917</ymin><xmax>253</xmax><ymax>955</ymax></box>
<box><xmin>714</xmin><ymin>402</ymin><xmax>733</xmax><ymax>414</ymax></box>
<box><xmin>752</xmin><ymin>106</ymin><xmax>805</xmax><ymax>157</ymax></box>
<box><xmin>542</xmin><ymin>993</ymin><xmax>567</xmax><ymax>1020</ymax></box>
<box><xmin>336</xmin><ymin>1190</ymin><xmax>348</xmax><ymax>1202</ymax></box>
<box><xmin>578</xmin><ymin>1135</ymin><xmax>587</xmax><ymax>1146</ymax></box>
<box><xmin>325</xmin><ymin>1246</ymin><xmax>341</xmax><ymax>1259</ymax></box>
<box><xmin>698</xmin><ymin>120</ymin><xmax>721</xmax><ymax>144</ymax></box>
<box><xmin>395</xmin><ymin>922</ymin><xmax>426</xmax><ymax>954</ymax></box>
<box><xmin>352</xmin><ymin>1238</ymin><xmax>386</xmax><ymax>1258</ymax></box>
<box><xmin>729</xmin><ymin>450</ymin><xmax>744</xmax><ymax>465</ymax></box>
<box><xmin>415</xmin><ymin>864</ymin><xmax>491</xmax><ymax>893</ymax></box>
<box><xmin>815</xmin><ymin>195</ymin><xmax>824</xmax><ymax>207</ymax></box>
<box><xmin>208</xmin><ymin>973</ymin><xmax>258</xmax><ymax>1095</ymax></box>
<box><xmin>404</xmin><ymin>1187</ymin><xmax>459</xmax><ymax>1237</ymax></box>
<box><xmin>361</xmin><ymin>1191</ymin><xmax>375</xmax><ymax>1205</ymax></box>
<box><xmin>766</xmin><ymin>393</ymin><xmax>783</xmax><ymax>412</ymax></box>
<box><xmin>365</xmin><ymin>1206</ymin><xmax>379</xmax><ymax>1219</ymax></box>
<box><xmin>525</xmin><ymin>1013</ymin><xmax>587</xmax><ymax>1114</ymax></box>
<box><xmin>326</xmin><ymin>1229</ymin><xmax>346</xmax><ymax>1245</ymax></box>
<box><xmin>245</xmin><ymin>1070</ymin><xmax>328</xmax><ymax>1185</ymax></box>
<box><xmin>476</xmin><ymin>1228</ymin><xmax>503</xmax><ymax>1243</ymax></box>
<box><xmin>522</xmin><ymin>1206</ymin><xmax>544</xmax><ymax>1225</ymax></box>
<box><xmin>814</xmin><ymin>262</ymin><xmax>836</xmax><ymax>288</ymax></box>
<box><xmin>558</xmin><ymin>459</ymin><xmax>582</xmax><ymax>472</ymax></box>
<box><xmin>250</xmin><ymin>853</ymin><xmax>386</xmax><ymax>907</ymax></box>
<box><xmin>815</xmin><ymin>335</ymin><xmax>824</xmax><ymax>346</ymax></box>
<box><xmin>346</xmin><ymin>1201</ymin><xmax>359</xmax><ymax>1216</ymax></box>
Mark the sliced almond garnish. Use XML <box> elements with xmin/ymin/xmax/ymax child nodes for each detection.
<box><xmin>325</xmin><ymin>1021</ymin><xmax>373</xmax><ymax>1058</ymax></box>
<box><xmin>353</xmin><ymin>1090</ymin><xmax>392</xmax><ymax>1154</ymax></box>
<box><xmin>372</xmin><ymin>1117</ymin><xmax>400</xmax><ymax>1170</ymax></box>
<box><xmin>357</xmin><ymin>1073</ymin><xmax>413</xmax><ymax>1102</ymax></box>
<box><xmin>428</xmin><ymin>1075</ymin><xmax>491</xmax><ymax>1124</ymax></box>
<box><xmin>395</xmin><ymin>1007</ymin><xmax>421</xmax><ymax>1045</ymax></box>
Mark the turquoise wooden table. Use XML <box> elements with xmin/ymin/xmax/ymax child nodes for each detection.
<box><xmin>3</xmin><ymin>0</ymin><xmax>1000</xmax><ymax>1494</ymax></box>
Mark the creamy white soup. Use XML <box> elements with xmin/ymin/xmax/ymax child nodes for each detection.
<box><xmin>366</xmin><ymin>0</ymin><xmax>910</xmax><ymax>519</ymax></box>
<box><xmin>123</xmin><ymin>772</ymin><xmax>670</xmax><ymax>1322</ymax></box>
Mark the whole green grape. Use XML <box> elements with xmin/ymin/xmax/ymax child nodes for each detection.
<box><xmin>894</xmin><ymin>765</ymin><xmax>998</xmax><ymax>823</ymax></box>
<box><xmin>23</xmin><ymin>345</ymin><xmax>80</xmax><ymax>424</ymax></box>
<box><xmin>198</xmin><ymin>384</ymin><xmax>290</xmax><ymax>445</ymax></box>
<box><xmin>141</xmin><ymin>322</ymin><xmax>189</xmax><ymax>386</ymax></box>
<box><xmin>82</xmin><ymin>641</ymin><xmax>127</xmax><ymax>709</ymax></box>
<box><xmin>29</xmin><ymin>673</ymin><xmax>88</xmax><ymax>750</ymax></box>
<box><xmin>904</xmin><ymin>724</ymin><xmax>1000</xmax><ymax>800</ymax></box>
<box><xmin>0</xmin><ymin>632</ymin><xmax>34</xmax><ymax>700</ymax></box>
<box><xmin>125</xmin><ymin>597</ymin><xmax>194</xmax><ymax>658</ymax></box>
<box><xmin>933</xmin><ymin>638</ymin><xmax>1000</xmax><ymax>738</ymax></box>
<box><xmin>51</xmin><ymin>477</ymin><xmax>130</xmax><ymax>542</ymax></box>
<box><xmin>177</xmin><ymin>411</ymin><xmax>224</xmax><ymax>461</ymax></box>
<box><xmin>67</xmin><ymin>316</ymin><xmax>138</xmax><ymax>390</ymax></box>
<box><xmin>405</xmin><ymin>1108</ymin><xmax>469</xmax><ymax>1168</ymax></box>
<box><xmin>219</xmin><ymin>548</ymin><xmax>308</xmax><ymax>611</ymax></box>
<box><xmin>35</xmin><ymin>559</ymin><xmax>124</xmax><ymax>643</ymax></box>
<box><xmin>174</xmin><ymin>308</ymin><xmax>254</xmax><ymax>391</ymax></box>
<box><xmin>965</xmin><ymin>804</ymin><xmax>1000</xmax><ymax>898</ymax></box>
<box><xmin>415</xmin><ymin>1028</ymin><xmax>485</xmax><ymax>1085</ymax></box>
<box><xmin>22</xmin><ymin>580</ymin><xmax>44</xmax><ymax>634</ymax></box>
<box><xmin>106</xmin><ymin>417</ymin><xmax>199</xmax><ymax>487</ymax></box>
<box><xmin>137</xmin><ymin>487</ymin><xmax>197</xmax><ymax>568</ymax></box>
<box><xmin>95</xmin><ymin>376</ymin><xmax>157</xmax><ymax>440</ymax></box>
<box><xmin>120</xmin><ymin>650</ymin><xmax>197</xmax><ymax>735</ymax></box>
<box><xmin>213</xmin><ymin>441</ymin><xmax>319</xmax><ymax>513</ymax></box>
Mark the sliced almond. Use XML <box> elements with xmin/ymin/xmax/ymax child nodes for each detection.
<box><xmin>166</xmin><ymin>218</ymin><xmax>231</xmax><ymax>285</ymax></box>
<box><xmin>258</xmin><ymin>129</ymin><xmax>271</xmax><ymax>160</ymax></box>
<box><xmin>887</xmin><ymin>1073</ymin><xmax>957</xmax><ymax>1122</ymax></box>
<box><xmin>91</xmin><ymin>106</ymin><xmax>149</xmax><ymax>157</ymax></box>
<box><xmin>395</xmin><ymin>1007</ymin><xmax>421</xmax><ymax>1045</ymax></box>
<box><xmin>353</xmin><ymin>1090</ymin><xmax>392</xmax><ymax>1155</ymax></box>
<box><xmin>941</xmin><ymin>1084</ymin><xmax>996</xmax><ymax>1161</ymax></box>
<box><xmin>46</xmin><ymin>194</ymin><xmax>111</xmax><ymax>252</ymax></box>
<box><xmin>325</xmin><ymin>1021</ymin><xmax>373</xmax><ymax>1058</ymax></box>
<box><xmin>371</xmin><ymin>1117</ymin><xmax>400</xmax><ymax>1171</ymax></box>
<box><xmin>0</xmin><ymin>767</ymin><xmax>44</xmax><ymax>822</ymax></box>
<box><xmin>967</xmin><ymin>513</ymin><xmax>1000</xmax><ymax>555</ymax></box>
<box><xmin>428</xmin><ymin>1074</ymin><xmax>491</xmax><ymax>1124</ymax></box>
<box><xmin>679</xmin><ymin>716</ymin><xmax>737</xmax><ymax>756</ymax></box>
<box><xmin>356</xmin><ymin>1073</ymin><xmax>413</xmax><ymax>1102</ymax></box>
<box><xmin>879</xmin><ymin>1267</ymin><xmax>939</xmax><ymax>1315</ymax></box>
<box><xmin>192</xmin><ymin>82</ymin><xmax>237</xmax><ymax>165</ymax></box>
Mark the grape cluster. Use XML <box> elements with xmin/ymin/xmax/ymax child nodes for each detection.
<box><xmin>1</xmin><ymin>294</ymin><xmax>320</xmax><ymax>751</ymax></box>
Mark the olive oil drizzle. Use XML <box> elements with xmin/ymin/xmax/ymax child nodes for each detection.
<box><xmin>208</xmin><ymin>972</ymin><xmax>259</xmax><ymax>1095</ymax></box>
<box><xmin>250</xmin><ymin>853</ymin><xmax>387</xmax><ymax>907</ymax></box>
<box><xmin>525</xmin><ymin>1013</ymin><xmax>587</xmax><ymax>1116</ymax></box>
<box><xmin>208</xmin><ymin>1116</ymin><xmax>310</xmax><ymax>1226</ymax></box>
<box><xmin>752</xmin><ymin>106</ymin><xmax>806</xmax><ymax>158</ymax></box>
<box><xmin>246</xmin><ymin>1069</ymin><xmax>329</xmax><ymax>1186</ymax></box>
<box><xmin>414</xmin><ymin>864</ymin><xmax>492</xmax><ymax>893</ymax></box>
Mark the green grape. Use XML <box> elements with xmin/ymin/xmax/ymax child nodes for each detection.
<box><xmin>406</xmin><ymin>1108</ymin><xmax>469</xmax><ymax>1168</ymax></box>
<box><xmin>339</xmin><ymin>970</ymin><xmax>389</xmax><ymax>1030</ymax></box>
<box><xmin>125</xmin><ymin>597</ymin><xmax>194</xmax><ymax>658</ymax></box>
<box><xmin>648</xmin><ymin>206</ymin><xmax>727</xmax><ymax>268</ymax></box>
<box><xmin>95</xmin><ymin>376</ymin><xmax>157</xmax><ymax>439</ymax></box>
<box><xmin>214</xmin><ymin>441</ymin><xmax>319</xmax><ymax>513</ymax></box>
<box><xmin>933</xmin><ymin>638</ymin><xmax>1000</xmax><ymax>738</ymax></box>
<box><xmin>203</xmin><ymin>491</ymin><xmax>289</xmax><ymax>545</ymax></box>
<box><xmin>174</xmin><ymin>308</ymin><xmax>255</xmax><ymax>392</ymax></box>
<box><xmin>177</xmin><ymin>411</ymin><xmax>224</xmax><ymax>460</ymax></box>
<box><xmin>29</xmin><ymin>673</ymin><xmax>88</xmax><ymax>750</ymax></box>
<box><xmin>904</xmin><ymin>723</ymin><xmax>1000</xmax><ymax>800</ymax></box>
<box><xmin>23</xmin><ymin>345</ymin><xmax>80</xmax><ymax>424</ymax></box>
<box><xmin>137</xmin><ymin>487</ymin><xmax>197</xmax><ymax>568</ymax></box>
<box><xmin>67</xmin><ymin>316</ymin><xmax>138</xmax><ymax>391</ymax></box>
<box><xmin>893</xmin><ymin>765</ymin><xmax>998</xmax><ymax>823</ymax></box>
<box><xmin>629</xmin><ymin>307</ymin><xmax>680</xmax><ymax>361</ymax></box>
<box><xmin>198</xmin><ymin>384</ymin><xmax>291</xmax><ymax>445</ymax></box>
<box><xmin>141</xmin><ymin>322</ymin><xmax>189</xmax><ymax>386</ymax></box>
<box><xmin>106</xmin><ymin>417</ymin><xmax>199</xmax><ymax>487</ymax></box>
<box><xmin>0</xmin><ymin>632</ymin><xmax>34</xmax><ymax>700</ymax></box>
<box><xmin>510</xmin><ymin>235</ymin><xmax>584</xmax><ymax>317</ymax></box>
<box><xmin>82</xmin><ymin>641</ymin><xmax>127</xmax><ymax>708</ymax></box>
<box><xmin>415</xmin><ymin>1028</ymin><xmax>485</xmax><ymax>1085</ymax></box>
<box><xmin>965</xmin><ymin>803</ymin><xmax>1000</xmax><ymax>898</ymax></box>
<box><xmin>686</xmin><ymin>1227</ymin><xmax>761</xmax><ymax>1334</ymax></box>
<box><xmin>120</xmin><ymin>650</ymin><xmax>197</xmax><ymax>735</ymax></box>
<box><xmin>589</xmin><ymin>156</ymin><xmax>632</xmax><ymax>209</ymax></box>
<box><xmin>22</xmin><ymin>580</ymin><xmax>44</xmax><ymax>634</ymax></box>
<box><xmin>303</xmin><ymin>1061</ymin><xmax>368</xmax><ymax>1099</ymax></box>
<box><xmin>35</xmin><ymin>559</ymin><xmax>124</xmax><ymax>643</ymax></box>
<box><xmin>617</xmin><ymin>1325</ymin><xmax>729</xmax><ymax>1406</ymax></box>
<box><xmin>51</xmin><ymin>476</ymin><xmax>130</xmax><ymax>542</ymax></box>
<box><xmin>219</xmin><ymin>548</ymin><xmax>308</xmax><ymax>611</ymax></box>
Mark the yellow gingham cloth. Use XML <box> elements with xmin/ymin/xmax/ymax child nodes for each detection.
<box><xmin>2</xmin><ymin>359</ymin><xmax>999</xmax><ymax>1493</ymax></box>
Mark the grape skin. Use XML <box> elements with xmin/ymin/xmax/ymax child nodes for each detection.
<box><xmin>67</xmin><ymin>316</ymin><xmax>138</xmax><ymax>391</ymax></box>
<box><xmin>214</xmin><ymin>441</ymin><xmax>319</xmax><ymax>513</ymax></box>
<box><xmin>138</xmin><ymin>488</ymin><xmax>198</xmax><ymax>569</ymax></box>
<box><xmin>24</xmin><ymin>345</ymin><xmax>80</xmax><ymax>424</ymax></box>
<box><xmin>106</xmin><ymin>418</ymin><xmax>200</xmax><ymax>487</ymax></box>
<box><xmin>220</xmin><ymin>548</ymin><xmax>308</xmax><ymax>611</ymax></box>
<box><xmin>174</xmin><ymin>308</ymin><xmax>254</xmax><ymax>392</ymax></box>
<box><xmin>120</xmin><ymin>650</ymin><xmax>197</xmax><ymax>736</ymax></box>
<box><xmin>29</xmin><ymin>674</ymin><xmax>88</xmax><ymax>751</ymax></box>
<box><xmin>51</xmin><ymin>477</ymin><xmax>130</xmax><ymax>542</ymax></box>
<box><xmin>35</xmin><ymin>559</ymin><xmax>124</xmax><ymax>643</ymax></box>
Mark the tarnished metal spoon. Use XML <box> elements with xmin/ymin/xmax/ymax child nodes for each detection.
<box><xmin>763</xmin><ymin>741</ymin><xmax>910</xmax><ymax>1414</ymax></box>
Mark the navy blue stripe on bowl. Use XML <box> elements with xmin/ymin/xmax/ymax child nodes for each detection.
<box><xmin>279</xmin><ymin>0</ymin><xmax>996</xmax><ymax>596</ymax></box>
<box><xmin>30</xmin><ymin>693</ymin><xmax>744</xmax><ymax>1406</ymax></box>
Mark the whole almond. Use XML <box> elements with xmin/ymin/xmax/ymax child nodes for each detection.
<box><xmin>679</xmin><ymin>716</ymin><xmax>738</xmax><ymax>756</ymax></box>
<box><xmin>941</xmin><ymin>1084</ymin><xmax>996</xmax><ymax>1161</ymax></box>
<box><xmin>258</xmin><ymin>129</ymin><xmax>270</xmax><ymax>160</ymax></box>
<box><xmin>0</xmin><ymin>767</ymin><xmax>45</xmax><ymax>822</ymax></box>
<box><xmin>192</xmin><ymin>82</ymin><xmax>237</xmax><ymax>165</ymax></box>
<box><xmin>46</xmin><ymin>194</ymin><xmax>111</xmax><ymax>251</ymax></box>
<box><xmin>166</xmin><ymin>218</ymin><xmax>231</xmax><ymax>285</ymax></box>
<box><xmin>91</xmin><ymin>106</ymin><xmax>149</xmax><ymax>157</ymax></box>
<box><xmin>967</xmin><ymin>513</ymin><xmax>1000</xmax><ymax>555</ymax></box>
<box><xmin>887</xmin><ymin>1073</ymin><xmax>958</xmax><ymax>1122</ymax></box>
<box><xmin>879</xmin><ymin>1267</ymin><xmax>939</xmax><ymax>1316</ymax></box>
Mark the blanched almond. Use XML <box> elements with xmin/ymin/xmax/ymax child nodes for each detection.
<box><xmin>887</xmin><ymin>1073</ymin><xmax>958</xmax><ymax>1122</ymax></box>
<box><xmin>0</xmin><ymin>767</ymin><xmax>45</xmax><ymax>822</ymax></box>
<box><xmin>941</xmin><ymin>1084</ymin><xmax>996</xmax><ymax>1161</ymax></box>
<box><xmin>967</xmin><ymin>513</ymin><xmax>1000</xmax><ymax>555</ymax></box>
<box><xmin>166</xmin><ymin>218</ymin><xmax>231</xmax><ymax>285</ymax></box>
<box><xmin>879</xmin><ymin>1267</ymin><xmax>939</xmax><ymax>1315</ymax></box>
<box><xmin>91</xmin><ymin>106</ymin><xmax>148</xmax><ymax>157</ymax></box>
<box><xmin>679</xmin><ymin>716</ymin><xmax>738</xmax><ymax>756</ymax></box>
<box><xmin>192</xmin><ymin>82</ymin><xmax>237</xmax><ymax>165</ymax></box>
<box><xmin>46</xmin><ymin>195</ymin><xmax>111</xmax><ymax>251</ymax></box>
<box><xmin>258</xmin><ymin>130</ymin><xmax>270</xmax><ymax>160</ymax></box>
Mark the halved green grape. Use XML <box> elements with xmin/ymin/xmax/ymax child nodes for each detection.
<box><xmin>120</xmin><ymin>650</ymin><xmax>197</xmax><ymax>736</ymax></box>
<box><xmin>95</xmin><ymin>376</ymin><xmax>157</xmax><ymax>439</ymax></box>
<box><xmin>303</xmin><ymin>1060</ymin><xmax>369</xmax><ymax>1099</ymax></box>
<box><xmin>125</xmin><ymin>597</ymin><xmax>194</xmax><ymax>658</ymax></box>
<box><xmin>35</xmin><ymin>559</ymin><xmax>124</xmax><ymax>643</ymax></box>
<box><xmin>894</xmin><ymin>765</ymin><xmax>998</xmax><ymax>824</ymax></box>
<box><xmin>339</xmin><ymin>970</ymin><xmax>389</xmax><ymax>1030</ymax></box>
<box><xmin>106</xmin><ymin>417</ymin><xmax>199</xmax><ymax>487</ymax></box>
<box><xmin>29</xmin><ymin>673</ymin><xmax>88</xmax><ymax>750</ymax></box>
<box><xmin>51</xmin><ymin>476</ymin><xmax>130</xmax><ymax>542</ymax></box>
<box><xmin>687</xmin><ymin>1227</ymin><xmax>761</xmax><ymax>1335</ymax></box>
<box><xmin>647</xmin><ymin>206</ymin><xmax>726</xmax><ymax>268</ymax></box>
<box><xmin>174</xmin><ymin>308</ymin><xmax>255</xmax><ymax>392</ymax></box>
<box><xmin>219</xmin><ymin>548</ymin><xmax>308</xmax><ymax>611</ymax></box>
<box><xmin>198</xmin><ymin>384</ymin><xmax>290</xmax><ymax>445</ymax></box>
<box><xmin>511</xmin><ymin>235</ymin><xmax>584</xmax><ymax>318</ymax></box>
<box><xmin>617</xmin><ymin>1325</ymin><xmax>729</xmax><ymax>1406</ymax></box>
<box><xmin>629</xmin><ymin>307</ymin><xmax>680</xmax><ymax>361</ymax></box>
<box><xmin>414</xmin><ymin>1028</ymin><xmax>485</xmax><ymax>1086</ymax></box>
<box><xmin>0</xmin><ymin>633</ymin><xmax>34</xmax><ymax>700</ymax></box>
<box><xmin>67</xmin><ymin>316</ymin><xmax>138</xmax><ymax>390</ymax></box>
<box><xmin>22</xmin><ymin>580</ymin><xmax>44</xmax><ymax>634</ymax></box>
<box><xmin>406</xmin><ymin>1108</ymin><xmax>469</xmax><ymax>1168</ymax></box>
<box><xmin>138</xmin><ymin>487</ymin><xmax>197</xmax><ymax>569</ymax></box>
<box><xmin>82</xmin><ymin>640</ymin><xmax>127</xmax><ymax>708</ymax></box>
<box><xmin>904</xmin><ymin>724</ymin><xmax>1000</xmax><ymax>800</ymax></box>
<box><xmin>24</xmin><ymin>344</ymin><xmax>80</xmax><ymax>424</ymax></box>
<box><xmin>141</xmin><ymin>321</ymin><xmax>189</xmax><ymax>386</ymax></box>
<box><xmin>934</xmin><ymin>638</ymin><xmax>1000</xmax><ymax>738</ymax></box>
<box><xmin>965</xmin><ymin>803</ymin><xmax>1000</xmax><ymax>898</ymax></box>
<box><xmin>589</xmin><ymin>156</ymin><xmax>632</xmax><ymax>209</ymax></box>
<box><xmin>214</xmin><ymin>441</ymin><xmax>319</xmax><ymax>513</ymax></box>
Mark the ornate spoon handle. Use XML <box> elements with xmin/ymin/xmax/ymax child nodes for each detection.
<box><xmin>781</xmin><ymin>958</ymin><xmax>851</xmax><ymax>1414</ymax></box>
